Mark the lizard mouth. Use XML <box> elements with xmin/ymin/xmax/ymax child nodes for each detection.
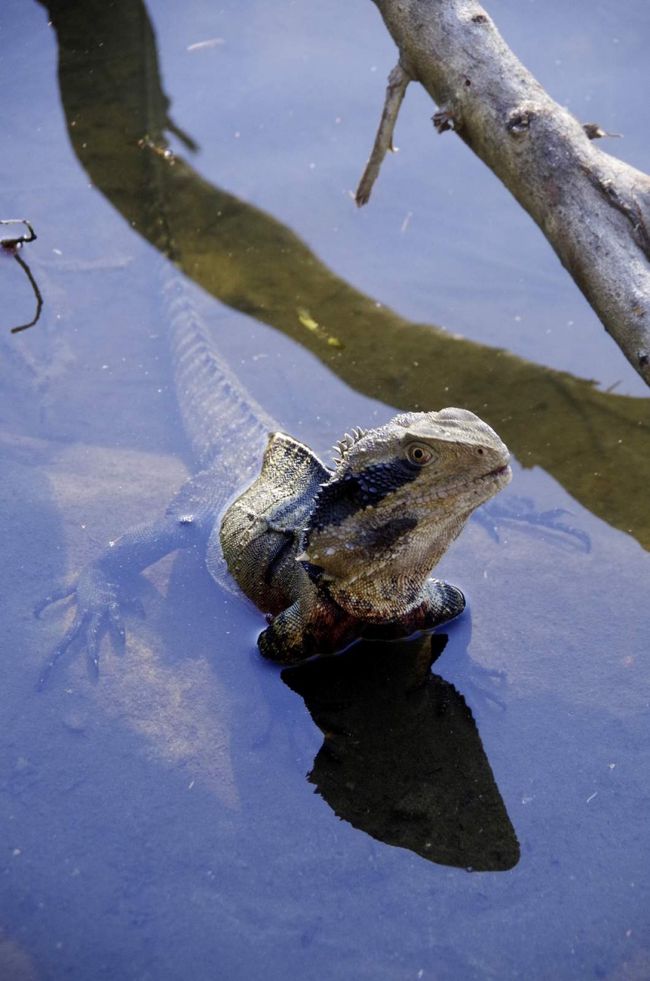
<box><xmin>481</xmin><ymin>463</ymin><xmax>512</xmax><ymax>487</ymax></box>
<box><xmin>426</xmin><ymin>462</ymin><xmax>512</xmax><ymax>506</ymax></box>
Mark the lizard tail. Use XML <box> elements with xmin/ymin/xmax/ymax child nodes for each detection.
<box><xmin>159</xmin><ymin>262</ymin><xmax>275</xmax><ymax>472</ymax></box>
<box><xmin>140</xmin><ymin>119</ymin><xmax>273</xmax><ymax>476</ymax></box>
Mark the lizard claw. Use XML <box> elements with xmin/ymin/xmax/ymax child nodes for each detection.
<box><xmin>85</xmin><ymin>612</ymin><xmax>103</xmax><ymax>679</ymax></box>
<box><xmin>123</xmin><ymin>596</ymin><xmax>146</xmax><ymax>620</ymax></box>
<box><xmin>34</xmin><ymin>579</ymin><xmax>78</xmax><ymax>619</ymax></box>
<box><xmin>107</xmin><ymin>601</ymin><xmax>126</xmax><ymax>654</ymax></box>
<box><xmin>37</xmin><ymin>565</ymin><xmax>131</xmax><ymax>688</ymax></box>
<box><xmin>37</xmin><ymin>609</ymin><xmax>90</xmax><ymax>690</ymax></box>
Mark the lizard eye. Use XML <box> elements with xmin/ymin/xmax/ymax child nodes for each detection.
<box><xmin>406</xmin><ymin>442</ymin><xmax>436</xmax><ymax>466</ymax></box>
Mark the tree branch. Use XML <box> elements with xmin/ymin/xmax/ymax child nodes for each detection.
<box><xmin>365</xmin><ymin>0</ymin><xmax>650</xmax><ymax>386</ymax></box>
<box><xmin>355</xmin><ymin>63</ymin><xmax>411</xmax><ymax>206</ymax></box>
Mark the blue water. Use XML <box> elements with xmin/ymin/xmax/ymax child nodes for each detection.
<box><xmin>1</xmin><ymin>1</ymin><xmax>649</xmax><ymax>978</ymax></box>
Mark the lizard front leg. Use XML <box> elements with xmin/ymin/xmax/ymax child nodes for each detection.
<box><xmin>258</xmin><ymin>579</ymin><xmax>465</xmax><ymax>664</ymax></box>
<box><xmin>362</xmin><ymin>578</ymin><xmax>466</xmax><ymax>642</ymax></box>
<box><xmin>258</xmin><ymin>592</ymin><xmax>361</xmax><ymax>665</ymax></box>
<box><xmin>36</xmin><ymin>513</ymin><xmax>207</xmax><ymax>687</ymax></box>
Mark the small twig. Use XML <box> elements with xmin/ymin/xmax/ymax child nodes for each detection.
<box><xmin>10</xmin><ymin>254</ymin><xmax>44</xmax><ymax>333</ymax></box>
<box><xmin>583</xmin><ymin>122</ymin><xmax>622</xmax><ymax>140</ymax></box>
<box><xmin>166</xmin><ymin>114</ymin><xmax>199</xmax><ymax>153</ymax></box>
<box><xmin>0</xmin><ymin>220</ymin><xmax>43</xmax><ymax>333</ymax></box>
<box><xmin>432</xmin><ymin>107</ymin><xmax>458</xmax><ymax>134</ymax></box>
<box><xmin>355</xmin><ymin>63</ymin><xmax>411</xmax><ymax>206</ymax></box>
<box><xmin>0</xmin><ymin>218</ymin><xmax>37</xmax><ymax>249</ymax></box>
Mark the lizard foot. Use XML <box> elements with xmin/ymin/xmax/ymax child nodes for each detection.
<box><xmin>34</xmin><ymin>578</ymin><xmax>78</xmax><ymax>619</ymax></box>
<box><xmin>257</xmin><ymin>611</ymin><xmax>313</xmax><ymax>666</ymax></box>
<box><xmin>257</xmin><ymin>590</ymin><xmax>366</xmax><ymax>666</ymax></box>
<box><xmin>36</xmin><ymin>565</ymin><xmax>129</xmax><ymax>689</ymax></box>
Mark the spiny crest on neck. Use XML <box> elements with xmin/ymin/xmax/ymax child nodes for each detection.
<box><xmin>332</xmin><ymin>426</ymin><xmax>367</xmax><ymax>466</ymax></box>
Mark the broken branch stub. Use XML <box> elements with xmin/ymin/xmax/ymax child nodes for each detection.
<box><xmin>355</xmin><ymin>63</ymin><xmax>411</xmax><ymax>206</ymax></box>
<box><xmin>361</xmin><ymin>0</ymin><xmax>650</xmax><ymax>386</ymax></box>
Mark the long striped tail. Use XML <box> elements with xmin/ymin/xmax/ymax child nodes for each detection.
<box><xmin>159</xmin><ymin>262</ymin><xmax>275</xmax><ymax>473</ymax></box>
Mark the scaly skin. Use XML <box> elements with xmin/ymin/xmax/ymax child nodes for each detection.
<box><xmin>35</xmin><ymin>117</ymin><xmax>510</xmax><ymax>682</ymax></box>
<box><xmin>37</xmin><ymin>307</ymin><xmax>510</xmax><ymax>682</ymax></box>
<box><xmin>219</xmin><ymin>410</ymin><xmax>511</xmax><ymax>664</ymax></box>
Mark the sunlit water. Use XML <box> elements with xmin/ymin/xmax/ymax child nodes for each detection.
<box><xmin>1</xmin><ymin>1</ymin><xmax>649</xmax><ymax>979</ymax></box>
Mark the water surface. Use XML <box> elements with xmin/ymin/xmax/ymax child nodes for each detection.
<box><xmin>1</xmin><ymin>2</ymin><xmax>649</xmax><ymax>979</ymax></box>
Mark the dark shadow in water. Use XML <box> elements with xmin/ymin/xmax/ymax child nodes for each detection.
<box><xmin>37</xmin><ymin>0</ymin><xmax>650</xmax><ymax>551</ymax></box>
<box><xmin>282</xmin><ymin>635</ymin><xmax>519</xmax><ymax>871</ymax></box>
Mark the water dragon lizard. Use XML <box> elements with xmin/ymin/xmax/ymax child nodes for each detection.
<box><xmin>36</xmin><ymin>261</ymin><xmax>511</xmax><ymax>685</ymax></box>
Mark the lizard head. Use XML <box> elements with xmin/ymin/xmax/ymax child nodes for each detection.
<box><xmin>300</xmin><ymin>408</ymin><xmax>511</xmax><ymax>617</ymax></box>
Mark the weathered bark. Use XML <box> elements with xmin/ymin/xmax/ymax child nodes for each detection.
<box><xmin>362</xmin><ymin>0</ymin><xmax>650</xmax><ymax>386</ymax></box>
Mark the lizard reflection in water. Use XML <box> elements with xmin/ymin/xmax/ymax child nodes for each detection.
<box><xmin>283</xmin><ymin>634</ymin><xmax>519</xmax><ymax>871</ymax></box>
<box><xmin>37</xmin><ymin>271</ymin><xmax>511</xmax><ymax>681</ymax></box>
